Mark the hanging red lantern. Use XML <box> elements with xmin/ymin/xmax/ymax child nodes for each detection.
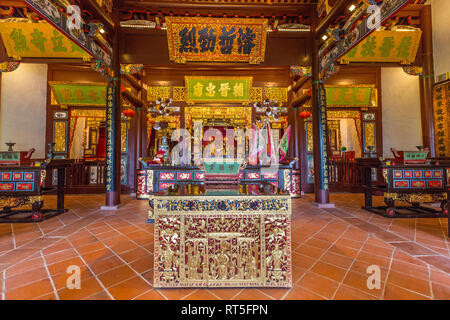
<box><xmin>306</xmin><ymin>88</ymin><xmax>312</xmax><ymax>96</ymax></box>
<box><xmin>299</xmin><ymin>110</ymin><xmax>311</xmax><ymax>119</ymax></box>
<box><xmin>123</xmin><ymin>108</ymin><xmax>135</xmax><ymax>118</ymax></box>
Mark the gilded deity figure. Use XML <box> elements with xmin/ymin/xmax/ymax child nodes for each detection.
<box><xmin>267</xmin><ymin>243</ymin><xmax>284</xmax><ymax>271</ymax></box>
<box><xmin>162</xmin><ymin>245</ymin><xmax>175</xmax><ymax>270</ymax></box>
<box><xmin>242</xmin><ymin>252</ymin><xmax>257</xmax><ymax>280</ymax></box>
<box><xmin>187</xmin><ymin>243</ymin><xmax>204</xmax><ymax>279</ymax></box>
<box><xmin>249</xmin><ymin>256</ymin><xmax>258</xmax><ymax>279</ymax></box>
<box><xmin>215</xmin><ymin>248</ymin><xmax>230</xmax><ymax>280</ymax></box>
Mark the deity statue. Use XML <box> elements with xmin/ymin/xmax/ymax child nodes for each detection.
<box><xmin>187</xmin><ymin>243</ymin><xmax>204</xmax><ymax>279</ymax></box>
<box><xmin>215</xmin><ymin>248</ymin><xmax>230</xmax><ymax>280</ymax></box>
<box><xmin>162</xmin><ymin>245</ymin><xmax>175</xmax><ymax>270</ymax></box>
<box><xmin>246</xmin><ymin>254</ymin><xmax>257</xmax><ymax>279</ymax></box>
<box><xmin>267</xmin><ymin>243</ymin><xmax>284</xmax><ymax>271</ymax></box>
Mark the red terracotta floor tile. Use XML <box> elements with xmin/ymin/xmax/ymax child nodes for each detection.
<box><xmin>204</xmin><ymin>288</ymin><xmax>242</xmax><ymax>300</ymax></box>
<box><xmin>5</xmin><ymin>278</ymin><xmax>54</xmax><ymax>300</ymax></box>
<box><xmin>296</xmin><ymin>272</ymin><xmax>339</xmax><ymax>299</ymax></box>
<box><xmin>419</xmin><ymin>256</ymin><xmax>450</xmax><ymax>274</ymax></box>
<box><xmin>5</xmin><ymin>266</ymin><xmax>49</xmax><ymax>291</ymax></box>
<box><xmin>431</xmin><ymin>282</ymin><xmax>450</xmax><ymax>300</ymax></box>
<box><xmin>291</xmin><ymin>252</ymin><xmax>317</xmax><ymax>270</ymax></box>
<box><xmin>133</xmin><ymin>289</ymin><xmax>166</xmax><ymax>300</ymax></box>
<box><xmin>88</xmin><ymin>255</ymin><xmax>125</xmax><ymax>275</ymax></box>
<box><xmin>232</xmin><ymin>289</ymin><xmax>273</xmax><ymax>300</ymax></box>
<box><xmin>129</xmin><ymin>255</ymin><xmax>153</xmax><ymax>273</ymax></box>
<box><xmin>44</xmin><ymin>249</ymin><xmax>78</xmax><ymax>265</ymax></box>
<box><xmin>320</xmin><ymin>251</ymin><xmax>354</xmax><ymax>269</ymax></box>
<box><xmin>256</xmin><ymin>288</ymin><xmax>289</xmax><ymax>300</ymax></box>
<box><xmin>390</xmin><ymin>241</ymin><xmax>439</xmax><ymax>256</ymax></box>
<box><xmin>86</xmin><ymin>290</ymin><xmax>113</xmax><ymax>300</ymax></box>
<box><xmin>283</xmin><ymin>286</ymin><xmax>326</xmax><ymax>300</ymax></box>
<box><xmin>107</xmin><ymin>276</ymin><xmax>152</xmax><ymax>300</ymax></box>
<box><xmin>342</xmin><ymin>270</ymin><xmax>384</xmax><ymax>298</ymax></box>
<box><xmin>118</xmin><ymin>247</ymin><xmax>151</xmax><ymax>264</ymax></box>
<box><xmin>334</xmin><ymin>284</ymin><xmax>379</xmax><ymax>300</ymax></box>
<box><xmin>5</xmin><ymin>256</ymin><xmax>44</xmax><ymax>278</ymax></box>
<box><xmin>430</xmin><ymin>268</ymin><xmax>450</xmax><ymax>287</ymax></box>
<box><xmin>51</xmin><ymin>265</ymin><xmax>94</xmax><ymax>290</ymax></box>
<box><xmin>383</xmin><ymin>283</ymin><xmax>431</xmax><ymax>300</ymax></box>
<box><xmin>57</xmin><ymin>277</ymin><xmax>103</xmax><ymax>300</ymax></box>
<box><xmin>386</xmin><ymin>270</ymin><xmax>432</xmax><ymax>297</ymax></box>
<box><xmin>32</xmin><ymin>292</ymin><xmax>58</xmax><ymax>300</ymax></box>
<box><xmin>183</xmin><ymin>289</ymin><xmax>220</xmax><ymax>300</ymax></box>
<box><xmin>310</xmin><ymin>261</ymin><xmax>348</xmax><ymax>283</ymax></box>
<box><xmin>76</xmin><ymin>242</ymin><xmax>106</xmax><ymax>256</ymax></box>
<box><xmin>97</xmin><ymin>265</ymin><xmax>137</xmax><ymax>288</ymax></box>
<box><xmin>1</xmin><ymin>194</ymin><xmax>449</xmax><ymax>300</ymax></box>
<box><xmin>156</xmin><ymin>288</ymin><xmax>198</xmax><ymax>300</ymax></box>
<box><xmin>47</xmin><ymin>257</ymin><xmax>85</xmax><ymax>276</ymax></box>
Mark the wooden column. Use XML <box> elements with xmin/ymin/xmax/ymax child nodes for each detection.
<box><xmin>105</xmin><ymin>1</ymin><xmax>121</xmax><ymax>207</ymax></box>
<box><xmin>419</xmin><ymin>5</ymin><xmax>435</xmax><ymax>156</ymax></box>
<box><xmin>311</xmin><ymin>33</ymin><xmax>331</xmax><ymax>206</ymax></box>
<box><xmin>287</xmin><ymin>82</ymin><xmax>296</xmax><ymax>161</ymax></box>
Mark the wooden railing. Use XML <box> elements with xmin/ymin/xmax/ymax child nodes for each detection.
<box><xmin>329</xmin><ymin>157</ymin><xmax>383</xmax><ymax>192</ymax></box>
<box><xmin>42</xmin><ymin>159</ymin><xmax>106</xmax><ymax>194</ymax></box>
<box><xmin>329</xmin><ymin>158</ymin><xmax>360</xmax><ymax>192</ymax></box>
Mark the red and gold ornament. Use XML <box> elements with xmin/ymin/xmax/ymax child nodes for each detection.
<box><xmin>123</xmin><ymin>108</ymin><xmax>135</xmax><ymax>118</ymax></box>
<box><xmin>299</xmin><ymin>110</ymin><xmax>311</xmax><ymax>119</ymax></box>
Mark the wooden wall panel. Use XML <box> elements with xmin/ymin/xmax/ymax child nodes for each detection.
<box><xmin>120</xmin><ymin>29</ymin><xmax>311</xmax><ymax>67</ymax></box>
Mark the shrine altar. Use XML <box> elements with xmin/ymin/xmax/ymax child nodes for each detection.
<box><xmin>0</xmin><ymin>159</ymin><xmax>71</xmax><ymax>223</ymax></box>
<box><xmin>361</xmin><ymin>159</ymin><xmax>449</xmax><ymax>218</ymax></box>
<box><xmin>152</xmin><ymin>182</ymin><xmax>292</xmax><ymax>288</ymax></box>
<box><xmin>137</xmin><ymin>163</ymin><xmax>301</xmax><ymax>198</ymax></box>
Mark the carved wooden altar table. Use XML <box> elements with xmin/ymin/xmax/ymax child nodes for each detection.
<box><xmin>361</xmin><ymin>160</ymin><xmax>449</xmax><ymax>218</ymax></box>
<box><xmin>0</xmin><ymin>159</ymin><xmax>71</xmax><ymax>223</ymax></box>
<box><xmin>152</xmin><ymin>183</ymin><xmax>292</xmax><ymax>288</ymax></box>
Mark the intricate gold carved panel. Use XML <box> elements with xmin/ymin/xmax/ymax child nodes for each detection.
<box><xmin>71</xmin><ymin>109</ymin><xmax>106</xmax><ymax>118</ymax></box>
<box><xmin>54</xmin><ymin>121</ymin><xmax>66</xmax><ymax>152</ymax></box>
<box><xmin>250</xmin><ymin>87</ymin><xmax>263</xmax><ymax>102</ymax></box>
<box><xmin>121</xmin><ymin>122</ymin><xmax>128</xmax><ymax>152</ymax></box>
<box><xmin>147</xmin><ymin>86</ymin><xmax>171</xmax><ymax>101</ymax></box>
<box><xmin>364</xmin><ymin>122</ymin><xmax>376</xmax><ymax>151</ymax></box>
<box><xmin>153</xmin><ymin>195</ymin><xmax>292</xmax><ymax>288</ymax></box>
<box><xmin>173</xmin><ymin>87</ymin><xmax>187</xmax><ymax>101</ymax></box>
<box><xmin>264</xmin><ymin>87</ymin><xmax>288</xmax><ymax>102</ymax></box>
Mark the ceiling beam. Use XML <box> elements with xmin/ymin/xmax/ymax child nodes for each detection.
<box><xmin>315</xmin><ymin>0</ymin><xmax>348</xmax><ymax>36</ymax></box>
<box><xmin>79</xmin><ymin>0</ymin><xmax>114</xmax><ymax>34</ymax></box>
<box><xmin>0</xmin><ymin>0</ymin><xmax>27</xmax><ymax>7</ymax></box>
<box><xmin>119</xmin><ymin>1</ymin><xmax>314</xmax><ymax>15</ymax></box>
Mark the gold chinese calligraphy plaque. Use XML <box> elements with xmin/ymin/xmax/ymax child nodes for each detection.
<box><xmin>153</xmin><ymin>195</ymin><xmax>292</xmax><ymax>288</ymax></box>
<box><xmin>166</xmin><ymin>17</ymin><xmax>267</xmax><ymax>64</ymax></box>
<box><xmin>185</xmin><ymin>76</ymin><xmax>253</xmax><ymax>103</ymax></box>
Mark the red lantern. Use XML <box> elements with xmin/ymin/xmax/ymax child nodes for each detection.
<box><xmin>123</xmin><ymin>108</ymin><xmax>135</xmax><ymax>118</ymax></box>
<box><xmin>306</xmin><ymin>88</ymin><xmax>312</xmax><ymax>96</ymax></box>
<box><xmin>299</xmin><ymin>110</ymin><xmax>311</xmax><ymax>119</ymax></box>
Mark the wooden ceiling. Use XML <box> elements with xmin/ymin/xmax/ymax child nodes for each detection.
<box><xmin>118</xmin><ymin>0</ymin><xmax>318</xmax><ymax>20</ymax></box>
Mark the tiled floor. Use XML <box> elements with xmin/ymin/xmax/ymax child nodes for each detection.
<box><xmin>0</xmin><ymin>193</ymin><xmax>448</xmax><ymax>300</ymax></box>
